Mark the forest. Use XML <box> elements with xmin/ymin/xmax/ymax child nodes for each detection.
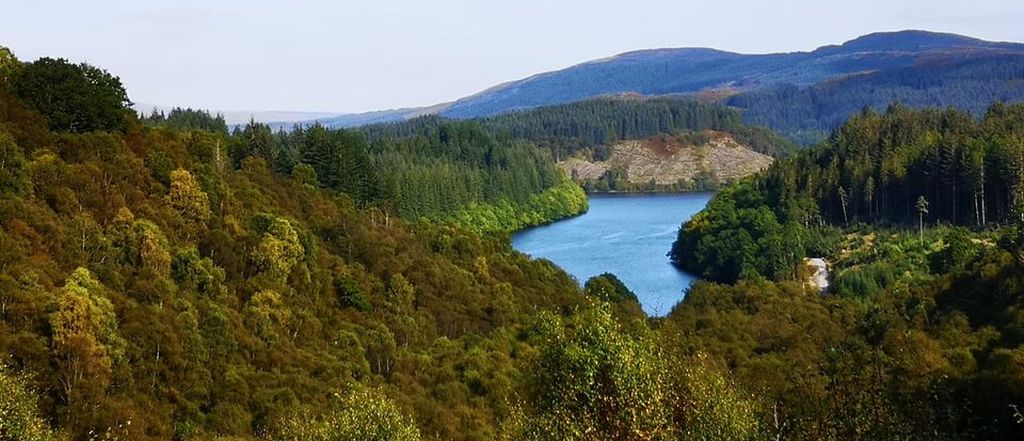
<box><xmin>3</xmin><ymin>45</ymin><xmax>1024</xmax><ymax>441</ymax></box>
<box><xmin>728</xmin><ymin>55</ymin><xmax>1024</xmax><ymax>144</ymax></box>
<box><xmin>673</xmin><ymin>103</ymin><xmax>1024</xmax><ymax>283</ymax></box>
<box><xmin>669</xmin><ymin>103</ymin><xmax>1024</xmax><ymax>439</ymax></box>
<box><xmin>363</xmin><ymin>97</ymin><xmax>796</xmax><ymax>161</ymax></box>
<box><xmin>138</xmin><ymin>105</ymin><xmax>586</xmax><ymax>233</ymax></box>
<box><xmin>0</xmin><ymin>49</ymin><xmax>617</xmax><ymax>440</ymax></box>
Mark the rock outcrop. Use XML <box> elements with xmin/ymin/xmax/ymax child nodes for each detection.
<box><xmin>559</xmin><ymin>131</ymin><xmax>773</xmax><ymax>188</ymax></box>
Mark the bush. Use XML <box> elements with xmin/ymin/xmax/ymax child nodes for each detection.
<box><xmin>266</xmin><ymin>388</ymin><xmax>420</xmax><ymax>441</ymax></box>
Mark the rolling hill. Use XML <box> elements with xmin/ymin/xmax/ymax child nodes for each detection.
<box><xmin>311</xmin><ymin>30</ymin><xmax>1024</xmax><ymax>143</ymax></box>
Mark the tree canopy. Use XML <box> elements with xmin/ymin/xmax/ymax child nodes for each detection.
<box><xmin>12</xmin><ymin>57</ymin><xmax>131</xmax><ymax>133</ymax></box>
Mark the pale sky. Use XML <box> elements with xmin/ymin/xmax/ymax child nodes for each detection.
<box><xmin>2</xmin><ymin>0</ymin><xmax>1023</xmax><ymax>113</ymax></box>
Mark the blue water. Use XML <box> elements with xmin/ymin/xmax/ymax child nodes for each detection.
<box><xmin>511</xmin><ymin>193</ymin><xmax>712</xmax><ymax>316</ymax></box>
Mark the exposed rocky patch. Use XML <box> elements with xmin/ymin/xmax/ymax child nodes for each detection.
<box><xmin>558</xmin><ymin>131</ymin><xmax>773</xmax><ymax>188</ymax></box>
<box><xmin>805</xmin><ymin>257</ymin><xmax>830</xmax><ymax>294</ymax></box>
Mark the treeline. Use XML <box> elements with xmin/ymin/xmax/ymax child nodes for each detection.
<box><xmin>578</xmin><ymin>168</ymin><xmax>721</xmax><ymax>193</ymax></box>
<box><xmin>364</xmin><ymin>97</ymin><xmax>796</xmax><ymax>160</ymax></box>
<box><xmin>366</xmin><ymin>121</ymin><xmax>583</xmax><ymax>222</ymax></box>
<box><xmin>141</xmin><ymin>107</ymin><xmax>228</xmax><ymax>134</ymax></box>
<box><xmin>224</xmin><ymin>122</ymin><xmax>383</xmax><ymax>208</ymax></box>
<box><xmin>764</xmin><ymin>103</ymin><xmax>1024</xmax><ymax>228</ymax></box>
<box><xmin>140</xmin><ymin>108</ymin><xmax>583</xmax><ymax>231</ymax></box>
<box><xmin>674</xmin><ymin>103</ymin><xmax>1024</xmax><ymax>284</ymax></box>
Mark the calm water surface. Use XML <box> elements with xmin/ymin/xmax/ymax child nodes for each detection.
<box><xmin>511</xmin><ymin>193</ymin><xmax>712</xmax><ymax>316</ymax></box>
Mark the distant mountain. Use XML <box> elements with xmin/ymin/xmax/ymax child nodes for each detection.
<box><xmin>313</xmin><ymin>30</ymin><xmax>1024</xmax><ymax>143</ymax></box>
<box><xmin>283</xmin><ymin>102</ymin><xmax>450</xmax><ymax>131</ymax></box>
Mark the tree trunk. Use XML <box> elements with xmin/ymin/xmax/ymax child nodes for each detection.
<box><xmin>974</xmin><ymin>192</ymin><xmax>981</xmax><ymax>227</ymax></box>
<box><xmin>919</xmin><ymin>212</ymin><xmax>924</xmax><ymax>242</ymax></box>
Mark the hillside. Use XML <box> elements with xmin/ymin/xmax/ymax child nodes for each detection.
<box><xmin>4</xmin><ymin>41</ymin><xmax>1024</xmax><ymax>441</ymax></box>
<box><xmin>559</xmin><ymin>131</ymin><xmax>773</xmax><ymax>191</ymax></box>
<box><xmin>362</xmin><ymin>97</ymin><xmax>796</xmax><ymax>160</ymax></box>
<box><xmin>309</xmin><ymin>31</ymin><xmax>1024</xmax><ymax>143</ymax></box>
<box><xmin>0</xmin><ymin>47</ymin><xmax>599</xmax><ymax>441</ymax></box>
<box><xmin>664</xmin><ymin>102</ymin><xmax>1024</xmax><ymax>440</ymax></box>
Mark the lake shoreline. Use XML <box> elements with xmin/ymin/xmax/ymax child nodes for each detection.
<box><xmin>509</xmin><ymin>191</ymin><xmax>714</xmax><ymax>236</ymax></box>
<box><xmin>511</xmin><ymin>193</ymin><xmax>712</xmax><ymax>316</ymax></box>
<box><xmin>582</xmin><ymin>189</ymin><xmax>719</xmax><ymax>195</ymax></box>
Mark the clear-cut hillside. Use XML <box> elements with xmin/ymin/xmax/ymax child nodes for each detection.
<box><xmin>559</xmin><ymin>131</ymin><xmax>773</xmax><ymax>188</ymax></box>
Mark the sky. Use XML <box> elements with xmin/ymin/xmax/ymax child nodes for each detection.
<box><xmin>2</xmin><ymin>0</ymin><xmax>1024</xmax><ymax>114</ymax></box>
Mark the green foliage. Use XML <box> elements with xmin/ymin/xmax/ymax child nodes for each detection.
<box><xmin>0</xmin><ymin>363</ymin><xmax>64</xmax><ymax>441</ymax></box>
<box><xmin>12</xmin><ymin>58</ymin><xmax>130</xmax><ymax>133</ymax></box>
<box><xmin>110</xmin><ymin>214</ymin><xmax>173</xmax><ymax>277</ymax></box>
<box><xmin>671</xmin><ymin>182</ymin><xmax>808</xmax><ymax>283</ymax></box>
<box><xmin>582</xmin><ymin>273</ymin><xmax>645</xmax><ymax>320</ymax></box>
<box><xmin>267</xmin><ymin>387</ymin><xmax>420</xmax><ymax>441</ymax></box>
<box><xmin>765</xmin><ymin>104</ymin><xmax>1024</xmax><ymax>227</ymax></box>
<box><xmin>48</xmin><ymin>268</ymin><xmax>127</xmax><ymax>407</ymax></box>
<box><xmin>505</xmin><ymin>306</ymin><xmax>761</xmax><ymax>441</ymax></box>
<box><xmin>290</xmin><ymin>163</ymin><xmax>318</xmax><ymax>187</ymax></box>
<box><xmin>243</xmin><ymin>289</ymin><xmax>290</xmax><ymax>344</ymax></box>
<box><xmin>673</xmin><ymin>103</ymin><xmax>1024</xmax><ymax>283</ymax></box>
<box><xmin>371</xmin><ymin>122</ymin><xmax>567</xmax><ymax>223</ymax></box>
<box><xmin>141</xmin><ymin>107</ymin><xmax>227</xmax><ymax>133</ymax></box>
<box><xmin>171</xmin><ymin>246</ymin><xmax>225</xmax><ymax>296</ymax></box>
<box><xmin>213</xmin><ymin>110</ymin><xmax>585</xmax><ymax>231</ymax></box>
<box><xmin>668</xmin><ymin>354</ymin><xmax>760</xmax><ymax>441</ymax></box>
<box><xmin>0</xmin><ymin>69</ymin><xmax>595</xmax><ymax>439</ymax></box>
<box><xmin>8</xmin><ymin>48</ymin><xmax>1024</xmax><ymax>441</ymax></box>
<box><xmin>451</xmin><ymin>176</ymin><xmax>587</xmax><ymax>233</ymax></box>
<box><xmin>668</xmin><ymin>102</ymin><xmax>1024</xmax><ymax>440</ymax></box>
<box><xmin>583</xmin><ymin>273</ymin><xmax>637</xmax><ymax>304</ymax></box>
<box><xmin>0</xmin><ymin>46</ymin><xmax>20</xmax><ymax>86</ymax></box>
<box><xmin>0</xmin><ymin>130</ymin><xmax>32</xmax><ymax>196</ymax></box>
<box><xmin>166</xmin><ymin>168</ymin><xmax>211</xmax><ymax>232</ymax></box>
<box><xmin>299</xmin><ymin>125</ymin><xmax>380</xmax><ymax>203</ymax></box>
<box><xmin>335</xmin><ymin>275</ymin><xmax>370</xmax><ymax>312</ymax></box>
<box><xmin>506</xmin><ymin>307</ymin><xmax>673</xmax><ymax>440</ymax></box>
<box><xmin>929</xmin><ymin>227</ymin><xmax>981</xmax><ymax>273</ymax></box>
<box><xmin>252</xmin><ymin>217</ymin><xmax>303</xmax><ymax>279</ymax></box>
<box><xmin>366</xmin><ymin>98</ymin><xmax>796</xmax><ymax>159</ymax></box>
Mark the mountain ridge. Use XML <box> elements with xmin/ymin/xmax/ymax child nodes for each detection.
<box><xmin>183</xmin><ymin>30</ymin><xmax>1024</xmax><ymax>143</ymax></box>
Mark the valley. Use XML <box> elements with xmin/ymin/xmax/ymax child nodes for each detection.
<box><xmin>3</xmin><ymin>20</ymin><xmax>1024</xmax><ymax>441</ymax></box>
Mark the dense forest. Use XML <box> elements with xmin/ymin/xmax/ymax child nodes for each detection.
<box><xmin>138</xmin><ymin>106</ymin><xmax>585</xmax><ymax>233</ymax></box>
<box><xmin>668</xmin><ymin>103</ymin><xmax>1024</xmax><ymax>439</ymax></box>
<box><xmin>5</xmin><ymin>45</ymin><xmax>1024</xmax><ymax>441</ymax></box>
<box><xmin>0</xmin><ymin>48</ymin><xmax>614</xmax><ymax>440</ymax></box>
<box><xmin>363</xmin><ymin>97</ymin><xmax>796</xmax><ymax>161</ymax></box>
<box><xmin>141</xmin><ymin>108</ymin><xmax>228</xmax><ymax>134</ymax></box>
<box><xmin>729</xmin><ymin>55</ymin><xmax>1024</xmax><ymax>144</ymax></box>
<box><xmin>673</xmin><ymin>103</ymin><xmax>1024</xmax><ymax>283</ymax></box>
